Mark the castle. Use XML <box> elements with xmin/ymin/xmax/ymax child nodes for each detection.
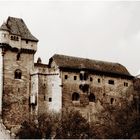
<box><xmin>0</xmin><ymin>17</ymin><xmax>135</xmax><ymax>134</ymax></box>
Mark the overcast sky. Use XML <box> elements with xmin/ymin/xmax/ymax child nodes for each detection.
<box><xmin>0</xmin><ymin>1</ymin><xmax>140</xmax><ymax>75</ymax></box>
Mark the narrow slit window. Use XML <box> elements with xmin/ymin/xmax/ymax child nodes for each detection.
<box><xmin>110</xmin><ymin>98</ymin><xmax>114</xmax><ymax>104</ymax></box>
<box><xmin>65</xmin><ymin>75</ymin><xmax>68</xmax><ymax>80</ymax></box>
<box><xmin>16</xmin><ymin>53</ymin><xmax>21</xmax><ymax>61</ymax></box>
<box><xmin>90</xmin><ymin>77</ymin><xmax>93</xmax><ymax>82</ymax></box>
<box><xmin>98</xmin><ymin>78</ymin><xmax>100</xmax><ymax>83</ymax></box>
<box><xmin>80</xmin><ymin>73</ymin><xmax>84</xmax><ymax>80</ymax></box>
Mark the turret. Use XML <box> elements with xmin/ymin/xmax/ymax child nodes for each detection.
<box><xmin>0</xmin><ymin>22</ymin><xmax>10</xmax><ymax>44</ymax></box>
<box><xmin>0</xmin><ymin>17</ymin><xmax>38</xmax><ymax>52</ymax></box>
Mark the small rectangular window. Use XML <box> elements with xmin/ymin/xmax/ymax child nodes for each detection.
<box><xmin>108</xmin><ymin>80</ymin><xmax>114</xmax><ymax>85</ymax></box>
<box><xmin>98</xmin><ymin>78</ymin><xmax>100</xmax><ymax>83</ymax></box>
<box><xmin>74</xmin><ymin>76</ymin><xmax>77</xmax><ymax>80</ymax></box>
<box><xmin>26</xmin><ymin>40</ymin><xmax>28</xmax><ymax>44</ymax></box>
<box><xmin>65</xmin><ymin>75</ymin><xmax>68</xmax><ymax>79</ymax></box>
<box><xmin>49</xmin><ymin>97</ymin><xmax>52</xmax><ymax>102</ymax></box>
<box><xmin>90</xmin><ymin>77</ymin><xmax>93</xmax><ymax>81</ymax></box>
<box><xmin>124</xmin><ymin>82</ymin><xmax>128</xmax><ymax>87</ymax></box>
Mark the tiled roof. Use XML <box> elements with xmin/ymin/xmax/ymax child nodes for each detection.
<box><xmin>0</xmin><ymin>22</ymin><xmax>9</xmax><ymax>31</ymax></box>
<box><xmin>0</xmin><ymin>17</ymin><xmax>38</xmax><ymax>42</ymax></box>
<box><xmin>50</xmin><ymin>54</ymin><xmax>132</xmax><ymax>77</ymax></box>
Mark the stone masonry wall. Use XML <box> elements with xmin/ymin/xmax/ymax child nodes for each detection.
<box><xmin>2</xmin><ymin>49</ymin><xmax>34</xmax><ymax>133</ymax></box>
<box><xmin>62</xmin><ymin>71</ymin><xmax>133</xmax><ymax>121</ymax></box>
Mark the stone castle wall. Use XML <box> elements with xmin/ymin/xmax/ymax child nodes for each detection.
<box><xmin>61</xmin><ymin>70</ymin><xmax>133</xmax><ymax>121</ymax></box>
<box><xmin>2</xmin><ymin>49</ymin><xmax>34</xmax><ymax>133</ymax></box>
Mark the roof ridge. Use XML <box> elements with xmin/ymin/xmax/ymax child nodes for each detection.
<box><xmin>51</xmin><ymin>54</ymin><xmax>132</xmax><ymax>77</ymax></box>
<box><xmin>53</xmin><ymin>53</ymin><xmax>118</xmax><ymax>65</ymax></box>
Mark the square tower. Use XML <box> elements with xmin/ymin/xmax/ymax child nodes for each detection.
<box><xmin>0</xmin><ymin>17</ymin><xmax>38</xmax><ymax>132</ymax></box>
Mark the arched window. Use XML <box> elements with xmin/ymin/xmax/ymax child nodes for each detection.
<box><xmin>11</xmin><ymin>36</ymin><xmax>14</xmax><ymax>40</ymax></box>
<box><xmin>89</xmin><ymin>94</ymin><xmax>95</xmax><ymax>102</ymax></box>
<box><xmin>15</xmin><ymin>69</ymin><xmax>22</xmax><ymax>79</ymax></box>
<box><xmin>72</xmin><ymin>92</ymin><xmax>80</xmax><ymax>101</ymax></box>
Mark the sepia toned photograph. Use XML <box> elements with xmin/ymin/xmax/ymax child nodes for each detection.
<box><xmin>0</xmin><ymin>0</ymin><xmax>140</xmax><ymax>139</ymax></box>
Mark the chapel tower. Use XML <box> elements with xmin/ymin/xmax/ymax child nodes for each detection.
<box><xmin>0</xmin><ymin>17</ymin><xmax>38</xmax><ymax>131</ymax></box>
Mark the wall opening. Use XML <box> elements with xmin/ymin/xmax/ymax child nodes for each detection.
<box><xmin>49</xmin><ymin>97</ymin><xmax>52</xmax><ymax>102</ymax></box>
<box><xmin>16</xmin><ymin>53</ymin><xmax>21</xmax><ymax>61</ymax></box>
<box><xmin>89</xmin><ymin>94</ymin><xmax>95</xmax><ymax>102</ymax></box>
<box><xmin>65</xmin><ymin>75</ymin><xmax>68</xmax><ymax>80</ymax></box>
<box><xmin>124</xmin><ymin>82</ymin><xmax>128</xmax><ymax>87</ymax></box>
<box><xmin>90</xmin><ymin>77</ymin><xmax>93</xmax><ymax>82</ymax></box>
<box><xmin>110</xmin><ymin>98</ymin><xmax>114</xmax><ymax>104</ymax></box>
<box><xmin>15</xmin><ymin>69</ymin><xmax>22</xmax><ymax>79</ymax></box>
<box><xmin>108</xmin><ymin>80</ymin><xmax>114</xmax><ymax>85</ymax></box>
<box><xmin>72</xmin><ymin>92</ymin><xmax>80</xmax><ymax>101</ymax></box>
<box><xmin>74</xmin><ymin>76</ymin><xmax>77</xmax><ymax>80</ymax></box>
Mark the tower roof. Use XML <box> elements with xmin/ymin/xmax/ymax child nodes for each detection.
<box><xmin>0</xmin><ymin>16</ymin><xmax>38</xmax><ymax>42</ymax></box>
<box><xmin>0</xmin><ymin>22</ymin><xmax>9</xmax><ymax>31</ymax></box>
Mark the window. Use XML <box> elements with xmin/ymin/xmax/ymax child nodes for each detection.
<box><xmin>11</xmin><ymin>36</ymin><xmax>19</xmax><ymax>41</ymax></box>
<box><xmin>15</xmin><ymin>69</ymin><xmax>22</xmax><ymax>79</ymax></box>
<box><xmin>108</xmin><ymin>80</ymin><xmax>114</xmax><ymax>85</ymax></box>
<box><xmin>49</xmin><ymin>98</ymin><xmax>52</xmax><ymax>102</ymax></box>
<box><xmin>16</xmin><ymin>37</ymin><xmax>19</xmax><ymax>41</ymax></box>
<box><xmin>43</xmin><ymin>84</ymin><xmax>46</xmax><ymax>89</ymax></box>
<box><xmin>90</xmin><ymin>77</ymin><xmax>93</xmax><ymax>82</ymax></box>
<box><xmin>2</xmin><ymin>34</ymin><xmax>6</xmax><ymax>37</ymax></box>
<box><xmin>44</xmin><ymin>96</ymin><xmax>46</xmax><ymax>101</ymax></box>
<box><xmin>80</xmin><ymin>73</ymin><xmax>83</xmax><ymax>80</ymax></box>
<box><xmin>74</xmin><ymin>76</ymin><xmax>77</xmax><ymax>80</ymax></box>
<box><xmin>89</xmin><ymin>94</ymin><xmax>95</xmax><ymax>102</ymax></box>
<box><xmin>110</xmin><ymin>98</ymin><xmax>114</xmax><ymax>104</ymax></box>
<box><xmin>26</xmin><ymin>40</ymin><xmax>28</xmax><ymax>44</ymax></box>
<box><xmin>16</xmin><ymin>53</ymin><xmax>21</xmax><ymax>61</ymax></box>
<box><xmin>65</xmin><ymin>75</ymin><xmax>68</xmax><ymax>80</ymax></box>
<box><xmin>98</xmin><ymin>78</ymin><xmax>100</xmax><ymax>83</ymax></box>
<box><xmin>124</xmin><ymin>82</ymin><xmax>128</xmax><ymax>87</ymax></box>
<box><xmin>11</xmin><ymin>36</ymin><xmax>14</xmax><ymax>40</ymax></box>
<box><xmin>84</xmin><ymin>72</ymin><xmax>88</xmax><ymax>80</ymax></box>
<box><xmin>72</xmin><ymin>92</ymin><xmax>80</xmax><ymax>101</ymax></box>
<box><xmin>18</xmin><ymin>88</ymin><xmax>20</xmax><ymax>92</ymax></box>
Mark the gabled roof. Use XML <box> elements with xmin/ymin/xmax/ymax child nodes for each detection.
<box><xmin>49</xmin><ymin>54</ymin><xmax>132</xmax><ymax>77</ymax></box>
<box><xmin>0</xmin><ymin>16</ymin><xmax>38</xmax><ymax>42</ymax></box>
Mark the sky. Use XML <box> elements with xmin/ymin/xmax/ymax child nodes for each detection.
<box><xmin>0</xmin><ymin>1</ymin><xmax>140</xmax><ymax>75</ymax></box>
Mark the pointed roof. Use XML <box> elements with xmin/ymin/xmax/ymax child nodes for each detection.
<box><xmin>0</xmin><ymin>16</ymin><xmax>38</xmax><ymax>42</ymax></box>
<box><xmin>49</xmin><ymin>54</ymin><xmax>133</xmax><ymax>77</ymax></box>
<box><xmin>0</xmin><ymin>22</ymin><xmax>9</xmax><ymax>31</ymax></box>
